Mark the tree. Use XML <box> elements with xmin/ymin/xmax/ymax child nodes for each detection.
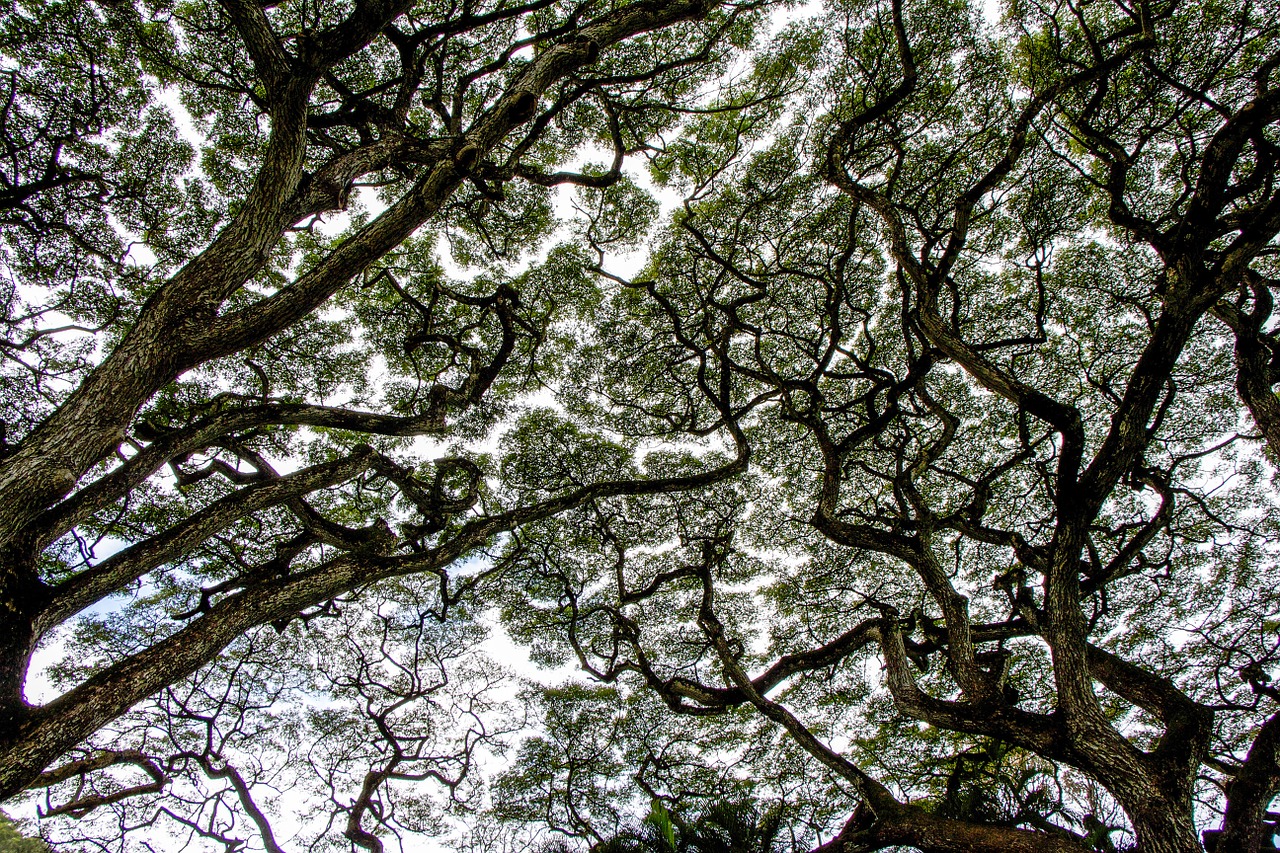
<box><xmin>0</xmin><ymin>0</ymin><xmax>767</xmax><ymax>844</ymax></box>
<box><xmin>489</xmin><ymin>0</ymin><xmax>1280</xmax><ymax>851</ymax></box>
<box><xmin>587</xmin><ymin>799</ymin><xmax>786</xmax><ymax>853</ymax></box>
<box><xmin>3</xmin><ymin>0</ymin><xmax>1280</xmax><ymax>852</ymax></box>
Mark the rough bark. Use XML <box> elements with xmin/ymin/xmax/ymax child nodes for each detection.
<box><xmin>0</xmin><ymin>0</ymin><xmax>728</xmax><ymax>799</ymax></box>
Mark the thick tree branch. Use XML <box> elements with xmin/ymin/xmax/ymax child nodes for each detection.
<box><xmin>35</xmin><ymin>447</ymin><xmax>379</xmax><ymax>638</ymax></box>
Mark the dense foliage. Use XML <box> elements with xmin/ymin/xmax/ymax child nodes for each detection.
<box><xmin>1</xmin><ymin>0</ymin><xmax>1279</xmax><ymax>851</ymax></box>
<box><xmin>0</xmin><ymin>812</ymin><xmax>47</xmax><ymax>853</ymax></box>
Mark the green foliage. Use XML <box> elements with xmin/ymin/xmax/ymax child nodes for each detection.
<box><xmin>0</xmin><ymin>812</ymin><xmax>46</xmax><ymax>853</ymax></box>
<box><xmin>4</xmin><ymin>0</ymin><xmax>1280</xmax><ymax>851</ymax></box>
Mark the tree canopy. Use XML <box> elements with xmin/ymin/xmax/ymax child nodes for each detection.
<box><xmin>1</xmin><ymin>0</ymin><xmax>1279</xmax><ymax>851</ymax></box>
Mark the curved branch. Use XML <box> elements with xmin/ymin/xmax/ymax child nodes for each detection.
<box><xmin>35</xmin><ymin>446</ymin><xmax>379</xmax><ymax>638</ymax></box>
<box><xmin>31</xmin><ymin>749</ymin><xmax>166</xmax><ymax>819</ymax></box>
